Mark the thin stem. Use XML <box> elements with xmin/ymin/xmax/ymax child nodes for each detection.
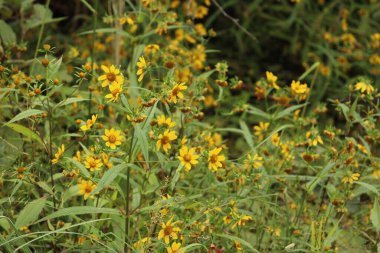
<box><xmin>125</xmin><ymin>127</ymin><xmax>135</xmax><ymax>253</ymax></box>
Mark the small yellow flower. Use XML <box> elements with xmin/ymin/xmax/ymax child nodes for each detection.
<box><xmin>271</xmin><ymin>133</ymin><xmax>281</xmax><ymax>146</ymax></box>
<box><xmin>266</xmin><ymin>71</ymin><xmax>279</xmax><ymax>89</ymax></box>
<box><xmin>178</xmin><ymin>146</ymin><xmax>199</xmax><ymax>172</ymax></box>
<box><xmin>105</xmin><ymin>82</ymin><xmax>123</xmax><ymax>102</ymax></box>
<box><xmin>52</xmin><ymin>144</ymin><xmax>65</xmax><ymax>164</ymax></box>
<box><xmin>341</xmin><ymin>173</ymin><xmax>360</xmax><ymax>184</ymax></box>
<box><xmin>84</xmin><ymin>155</ymin><xmax>103</xmax><ymax>171</ymax></box>
<box><xmin>355</xmin><ymin>82</ymin><xmax>375</xmax><ymax>95</ymax></box>
<box><xmin>306</xmin><ymin>131</ymin><xmax>323</xmax><ymax>146</ymax></box>
<box><xmin>136</xmin><ymin>56</ymin><xmax>148</xmax><ymax>82</ymax></box>
<box><xmin>98</xmin><ymin>65</ymin><xmax>124</xmax><ymax>87</ymax></box>
<box><xmin>145</xmin><ymin>44</ymin><xmax>160</xmax><ymax>55</ymax></box>
<box><xmin>231</xmin><ymin>215</ymin><xmax>253</xmax><ymax>229</ymax></box>
<box><xmin>244</xmin><ymin>153</ymin><xmax>263</xmax><ymax>170</ymax></box>
<box><xmin>158</xmin><ymin>219</ymin><xmax>181</xmax><ymax>244</ymax></box>
<box><xmin>208</xmin><ymin>147</ymin><xmax>225</xmax><ymax>171</ymax></box>
<box><xmin>156</xmin><ymin>130</ymin><xmax>178</xmax><ymax>152</ymax></box>
<box><xmin>78</xmin><ymin>179</ymin><xmax>97</xmax><ymax>200</ymax></box>
<box><xmin>291</xmin><ymin>80</ymin><xmax>309</xmax><ymax>100</ymax></box>
<box><xmin>157</xmin><ymin>115</ymin><xmax>176</xmax><ymax>128</ymax></box>
<box><xmin>167</xmin><ymin>83</ymin><xmax>187</xmax><ymax>104</ymax></box>
<box><xmin>166</xmin><ymin>242</ymin><xmax>185</xmax><ymax>253</ymax></box>
<box><xmin>102</xmin><ymin>128</ymin><xmax>123</xmax><ymax>149</ymax></box>
<box><xmin>80</xmin><ymin>114</ymin><xmax>98</xmax><ymax>131</ymax></box>
<box><xmin>254</xmin><ymin>122</ymin><xmax>269</xmax><ymax>141</ymax></box>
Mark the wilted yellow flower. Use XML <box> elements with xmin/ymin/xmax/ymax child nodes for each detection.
<box><xmin>145</xmin><ymin>44</ymin><xmax>160</xmax><ymax>55</ymax></box>
<box><xmin>232</xmin><ymin>215</ymin><xmax>253</xmax><ymax>229</ymax></box>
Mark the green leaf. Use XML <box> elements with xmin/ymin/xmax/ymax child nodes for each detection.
<box><xmin>0</xmin><ymin>20</ymin><xmax>16</xmax><ymax>46</ymax></box>
<box><xmin>65</xmin><ymin>157</ymin><xmax>91</xmax><ymax>178</ymax></box>
<box><xmin>371</xmin><ymin>198</ymin><xmax>380</xmax><ymax>231</ymax></box>
<box><xmin>6</xmin><ymin>123</ymin><xmax>44</xmax><ymax>146</ymax></box>
<box><xmin>4</xmin><ymin>109</ymin><xmax>45</xmax><ymax>125</ymax></box>
<box><xmin>35</xmin><ymin>207</ymin><xmax>121</xmax><ymax>223</ymax></box>
<box><xmin>273</xmin><ymin>103</ymin><xmax>307</xmax><ymax>120</ymax></box>
<box><xmin>134</xmin><ymin>124</ymin><xmax>149</xmax><ymax>162</ymax></box>
<box><xmin>247</xmin><ymin>105</ymin><xmax>271</xmax><ymax>120</ymax></box>
<box><xmin>214</xmin><ymin>233</ymin><xmax>259</xmax><ymax>252</ymax></box>
<box><xmin>239</xmin><ymin>120</ymin><xmax>254</xmax><ymax>150</ymax></box>
<box><xmin>91</xmin><ymin>163</ymin><xmax>129</xmax><ymax>196</ymax></box>
<box><xmin>15</xmin><ymin>197</ymin><xmax>47</xmax><ymax>228</ymax></box>
<box><xmin>54</xmin><ymin>97</ymin><xmax>88</xmax><ymax>109</ymax></box>
<box><xmin>355</xmin><ymin>181</ymin><xmax>380</xmax><ymax>197</ymax></box>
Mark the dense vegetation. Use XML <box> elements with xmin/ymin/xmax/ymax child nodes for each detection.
<box><xmin>0</xmin><ymin>0</ymin><xmax>379</xmax><ymax>252</ymax></box>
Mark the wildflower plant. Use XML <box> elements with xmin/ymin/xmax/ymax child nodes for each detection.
<box><xmin>0</xmin><ymin>1</ymin><xmax>379</xmax><ymax>253</ymax></box>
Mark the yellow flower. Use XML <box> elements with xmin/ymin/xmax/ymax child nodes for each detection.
<box><xmin>156</xmin><ymin>130</ymin><xmax>178</xmax><ymax>152</ymax></box>
<box><xmin>158</xmin><ymin>219</ymin><xmax>181</xmax><ymax>244</ymax></box>
<box><xmin>290</xmin><ymin>80</ymin><xmax>309</xmax><ymax>100</ymax></box>
<box><xmin>208</xmin><ymin>147</ymin><xmax>225</xmax><ymax>171</ymax></box>
<box><xmin>244</xmin><ymin>154</ymin><xmax>263</xmax><ymax>170</ymax></box>
<box><xmin>372</xmin><ymin>170</ymin><xmax>380</xmax><ymax>179</ymax></box>
<box><xmin>84</xmin><ymin>155</ymin><xmax>103</xmax><ymax>171</ymax></box>
<box><xmin>341</xmin><ymin>173</ymin><xmax>360</xmax><ymax>184</ymax></box>
<box><xmin>167</xmin><ymin>242</ymin><xmax>185</xmax><ymax>253</ymax></box>
<box><xmin>355</xmin><ymin>82</ymin><xmax>375</xmax><ymax>95</ymax></box>
<box><xmin>136</xmin><ymin>56</ymin><xmax>148</xmax><ymax>82</ymax></box>
<box><xmin>145</xmin><ymin>44</ymin><xmax>160</xmax><ymax>55</ymax></box>
<box><xmin>157</xmin><ymin>115</ymin><xmax>176</xmax><ymax>128</ymax></box>
<box><xmin>178</xmin><ymin>146</ymin><xmax>199</xmax><ymax>172</ymax></box>
<box><xmin>254</xmin><ymin>122</ymin><xmax>269</xmax><ymax>141</ymax></box>
<box><xmin>266</xmin><ymin>71</ymin><xmax>279</xmax><ymax>89</ymax></box>
<box><xmin>52</xmin><ymin>144</ymin><xmax>65</xmax><ymax>164</ymax></box>
<box><xmin>101</xmin><ymin>152</ymin><xmax>113</xmax><ymax>169</ymax></box>
<box><xmin>167</xmin><ymin>83</ymin><xmax>187</xmax><ymax>104</ymax></box>
<box><xmin>80</xmin><ymin>114</ymin><xmax>98</xmax><ymax>131</ymax></box>
<box><xmin>306</xmin><ymin>131</ymin><xmax>323</xmax><ymax>146</ymax></box>
<box><xmin>78</xmin><ymin>179</ymin><xmax>97</xmax><ymax>200</ymax></box>
<box><xmin>231</xmin><ymin>215</ymin><xmax>253</xmax><ymax>229</ymax></box>
<box><xmin>271</xmin><ymin>133</ymin><xmax>281</xmax><ymax>146</ymax></box>
<box><xmin>105</xmin><ymin>82</ymin><xmax>123</xmax><ymax>102</ymax></box>
<box><xmin>102</xmin><ymin>128</ymin><xmax>123</xmax><ymax>149</ymax></box>
<box><xmin>98</xmin><ymin>65</ymin><xmax>124</xmax><ymax>87</ymax></box>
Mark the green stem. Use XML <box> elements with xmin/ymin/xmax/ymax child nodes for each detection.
<box><xmin>125</xmin><ymin>127</ymin><xmax>135</xmax><ymax>253</ymax></box>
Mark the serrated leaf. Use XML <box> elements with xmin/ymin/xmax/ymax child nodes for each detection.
<box><xmin>15</xmin><ymin>198</ymin><xmax>47</xmax><ymax>228</ymax></box>
<box><xmin>134</xmin><ymin>124</ymin><xmax>149</xmax><ymax>162</ymax></box>
<box><xmin>65</xmin><ymin>157</ymin><xmax>91</xmax><ymax>178</ymax></box>
<box><xmin>240</xmin><ymin>120</ymin><xmax>254</xmax><ymax>150</ymax></box>
<box><xmin>6</xmin><ymin>123</ymin><xmax>44</xmax><ymax>146</ymax></box>
<box><xmin>4</xmin><ymin>109</ymin><xmax>44</xmax><ymax>125</ymax></box>
<box><xmin>273</xmin><ymin>103</ymin><xmax>307</xmax><ymax>120</ymax></box>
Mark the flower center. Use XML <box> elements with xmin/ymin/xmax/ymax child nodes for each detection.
<box><xmin>89</xmin><ymin>160</ymin><xmax>97</xmax><ymax>168</ymax></box>
<box><xmin>108</xmin><ymin>135</ymin><xmax>117</xmax><ymax>143</ymax></box>
<box><xmin>112</xmin><ymin>88</ymin><xmax>120</xmax><ymax>96</ymax></box>
<box><xmin>210</xmin><ymin>154</ymin><xmax>218</xmax><ymax>163</ymax></box>
<box><xmin>184</xmin><ymin>154</ymin><xmax>192</xmax><ymax>162</ymax></box>
<box><xmin>161</xmin><ymin>136</ymin><xmax>169</xmax><ymax>145</ymax></box>
<box><xmin>106</xmin><ymin>73</ymin><xmax>116</xmax><ymax>82</ymax></box>
<box><xmin>164</xmin><ymin>226</ymin><xmax>173</xmax><ymax>236</ymax></box>
<box><xmin>85</xmin><ymin>185</ymin><xmax>93</xmax><ymax>193</ymax></box>
<box><xmin>172</xmin><ymin>87</ymin><xmax>180</xmax><ymax>96</ymax></box>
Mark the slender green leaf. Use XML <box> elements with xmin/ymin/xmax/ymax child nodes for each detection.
<box><xmin>15</xmin><ymin>197</ymin><xmax>47</xmax><ymax>228</ymax></box>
